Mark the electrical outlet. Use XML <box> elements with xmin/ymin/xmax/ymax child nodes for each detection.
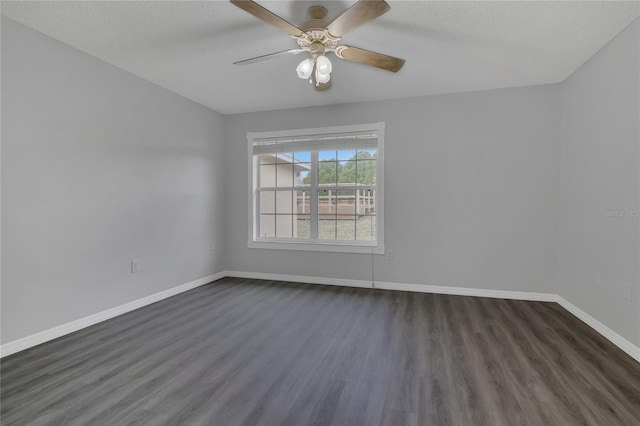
<box><xmin>385</xmin><ymin>249</ymin><xmax>393</xmax><ymax>261</ymax></box>
<box><xmin>211</xmin><ymin>245</ymin><xmax>216</xmax><ymax>255</ymax></box>
<box><xmin>623</xmin><ymin>282</ymin><xmax>633</xmax><ymax>302</ymax></box>
<box><xmin>131</xmin><ymin>259</ymin><xmax>141</xmax><ymax>274</ymax></box>
<box><xmin>594</xmin><ymin>273</ymin><xmax>601</xmax><ymax>288</ymax></box>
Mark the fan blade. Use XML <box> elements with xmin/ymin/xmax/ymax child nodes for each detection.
<box><xmin>234</xmin><ymin>49</ymin><xmax>304</xmax><ymax>65</ymax></box>
<box><xmin>326</xmin><ymin>0</ymin><xmax>390</xmax><ymax>38</ymax></box>
<box><xmin>335</xmin><ymin>45</ymin><xmax>405</xmax><ymax>72</ymax></box>
<box><xmin>230</xmin><ymin>0</ymin><xmax>304</xmax><ymax>37</ymax></box>
<box><xmin>315</xmin><ymin>81</ymin><xmax>332</xmax><ymax>91</ymax></box>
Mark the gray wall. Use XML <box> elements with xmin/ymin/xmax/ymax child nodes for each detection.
<box><xmin>224</xmin><ymin>85</ymin><xmax>561</xmax><ymax>293</ymax></box>
<box><xmin>559</xmin><ymin>19</ymin><xmax>640</xmax><ymax>346</ymax></box>
<box><xmin>1</xmin><ymin>18</ymin><xmax>226</xmax><ymax>343</ymax></box>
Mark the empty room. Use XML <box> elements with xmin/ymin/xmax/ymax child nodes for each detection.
<box><xmin>1</xmin><ymin>0</ymin><xmax>639</xmax><ymax>424</ymax></box>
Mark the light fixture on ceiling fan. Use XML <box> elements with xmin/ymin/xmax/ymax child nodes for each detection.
<box><xmin>230</xmin><ymin>0</ymin><xmax>405</xmax><ymax>91</ymax></box>
<box><xmin>294</xmin><ymin>47</ymin><xmax>332</xmax><ymax>85</ymax></box>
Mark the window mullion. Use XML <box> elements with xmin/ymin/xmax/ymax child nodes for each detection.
<box><xmin>255</xmin><ymin>156</ymin><xmax>261</xmax><ymax>239</ymax></box>
<box><xmin>310</xmin><ymin>150</ymin><xmax>319</xmax><ymax>239</ymax></box>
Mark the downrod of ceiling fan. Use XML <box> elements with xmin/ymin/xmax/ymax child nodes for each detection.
<box><xmin>300</xmin><ymin>5</ymin><xmax>329</xmax><ymax>32</ymax></box>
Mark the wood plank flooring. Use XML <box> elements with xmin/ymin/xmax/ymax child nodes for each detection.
<box><xmin>2</xmin><ymin>277</ymin><xmax>640</xmax><ymax>425</ymax></box>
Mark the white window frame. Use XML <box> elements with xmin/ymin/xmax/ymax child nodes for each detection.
<box><xmin>247</xmin><ymin>122</ymin><xmax>385</xmax><ymax>254</ymax></box>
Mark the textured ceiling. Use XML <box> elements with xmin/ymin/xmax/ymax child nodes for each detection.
<box><xmin>2</xmin><ymin>1</ymin><xmax>639</xmax><ymax>114</ymax></box>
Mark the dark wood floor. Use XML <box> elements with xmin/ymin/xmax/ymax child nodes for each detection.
<box><xmin>2</xmin><ymin>278</ymin><xmax>639</xmax><ymax>425</ymax></box>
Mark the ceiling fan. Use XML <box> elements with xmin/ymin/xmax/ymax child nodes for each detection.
<box><xmin>230</xmin><ymin>0</ymin><xmax>405</xmax><ymax>91</ymax></box>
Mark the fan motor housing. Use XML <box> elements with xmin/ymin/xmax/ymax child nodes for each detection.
<box><xmin>296</xmin><ymin>29</ymin><xmax>340</xmax><ymax>52</ymax></box>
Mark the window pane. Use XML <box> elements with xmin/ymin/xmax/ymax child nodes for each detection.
<box><xmin>296</xmin><ymin>190</ymin><xmax>311</xmax><ymax>215</ymax></box>
<box><xmin>318</xmin><ymin>189</ymin><xmax>337</xmax><ymax>217</ymax></box>
<box><xmin>339</xmin><ymin>160</ymin><xmax>356</xmax><ymax>184</ymax></box>
<box><xmin>278</xmin><ymin>153</ymin><xmax>295</xmax><ymax>164</ymax></box>
<box><xmin>259</xmin><ymin>164</ymin><xmax>276</xmax><ymax>187</ymax></box>
<box><xmin>295</xmin><ymin>164</ymin><xmax>311</xmax><ymax>187</ymax></box>
<box><xmin>337</xmin><ymin>190</ymin><xmax>356</xmax><ymax>218</ymax></box>
<box><xmin>356</xmin><ymin>188</ymin><xmax>376</xmax><ymax>241</ymax></box>
<box><xmin>336</xmin><ymin>189</ymin><xmax>356</xmax><ymax>241</ymax></box>
<box><xmin>356</xmin><ymin>160</ymin><xmax>376</xmax><ymax>185</ymax></box>
<box><xmin>276</xmin><ymin>163</ymin><xmax>294</xmax><ymax>187</ymax></box>
<box><xmin>319</xmin><ymin>150</ymin><xmax>337</xmax><ymax>161</ymax></box>
<box><xmin>356</xmin><ymin>149</ymin><xmax>376</xmax><ymax>159</ymax></box>
<box><xmin>336</xmin><ymin>220</ymin><xmax>356</xmax><ymax>240</ymax></box>
<box><xmin>295</xmin><ymin>190</ymin><xmax>310</xmax><ymax>239</ymax></box>
<box><xmin>275</xmin><ymin>215</ymin><xmax>294</xmax><ymax>238</ymax></box>
<box><xmin>318</xmin><ymin>218</ymin><xmax>337</xmax><ymax>240</ymax></box>
<box><xmin>356</xmin><ymin>215</ymin><xmax>376</xmax><ymax>241</ymax></box>
<box><xmin>259</xmin><ymin>154</ymin><xmax>277</xmax><ymax>165</ymax></box>
<box><xmin>318</xmin><ymin>191</ymin><xmax>337</xmax><ymax>240</ymax></box>
<box><xmin>259</xmin><ymin>214</ymin><xmax>275</xmax><ymax>238</ymax></box>
<box><xmin>318</xmin><ymin>160</ymin><xmax>337</xmax><ymax>185</ymax></box>
<box><xmin>259</xmin><ymin>190</ymin><xmax>276</xmax><ymax>214</ymax></box>
<box><xmin>358</xmin><ymin>189</ymin><xmax>376</xmax><ymax>215</ymax></box>
<box><xmin>293</xmin><ymin>152</ymin><xmax>311</xmax><ymax>163</ymax></box>
<box><xmin>296</xmin><ymin>214</ymin><xmax>310</xmax><ymax>238</ymax></box>
<box><xmin>337</xmin><ymin>149</ymin><xmax>356</xmax><ymax>161</ymax></box>
<box><xmin>275</xmin><ymin>191</ymin><xmax>294</xmax><ymax>214</ymax></box>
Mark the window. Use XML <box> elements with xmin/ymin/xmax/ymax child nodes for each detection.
<box><xmin>248</xmin><ymin>123</ymin><xmax>385</xmax><ymax>254</ymax></box>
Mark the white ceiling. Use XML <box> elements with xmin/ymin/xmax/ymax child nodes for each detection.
<box><xmin>2</xmin><ymin>1</ymin><xmax>639</xmax><ymax>114</ymax></box>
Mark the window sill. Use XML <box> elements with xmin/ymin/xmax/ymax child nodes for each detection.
<box><xmin>248</xmin><ymin>240</ymin><xmax>385</xmax><ymax>255</ymax></box>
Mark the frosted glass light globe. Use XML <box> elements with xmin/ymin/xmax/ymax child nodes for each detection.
<box><xmin>316</xmin><ymin>71</ymin><xmax>331</xmax><ymax>84</ymax></box>
<box><xmin>316</xmin><ymin>55</ymin><xmax>332</xmax><ymax>74</ymax></box>
<box><xmin>296</xmin><ymin>59</ymin><xmax>314</xmax><ymax>79</ymax></box>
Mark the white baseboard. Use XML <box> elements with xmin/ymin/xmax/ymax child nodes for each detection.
<box><xmin>226</xmin><ymin>271</ymin><xmax>556</xmax><ymax>301</ymax></box>
<box><xmin>0</xmin><ymin>272</ymin><xmax>225</xmax><ymax>358</ymax></box>
<box><xmin>225</xmin><ymin>271</ymin><xmax>558</xmax><ymax>301</ymax></box>
<box><xmin>555</xmin><ymin>296</ymin><xmax>640</xmax><ymax>363</ymax></box>
<box><xmin>3</xmin><ymin>270</ymin><xmax>638</xmax><ymax>364</ymax></box>
<box><xmin>375</xmin><ymin>280</ymin><xmax>558</xmax><ymax>302</ymax></box>
<box><xmin>224</xmin><ymin>270</ymin><xmax>374</xmax><ymax>289</ymax></box>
